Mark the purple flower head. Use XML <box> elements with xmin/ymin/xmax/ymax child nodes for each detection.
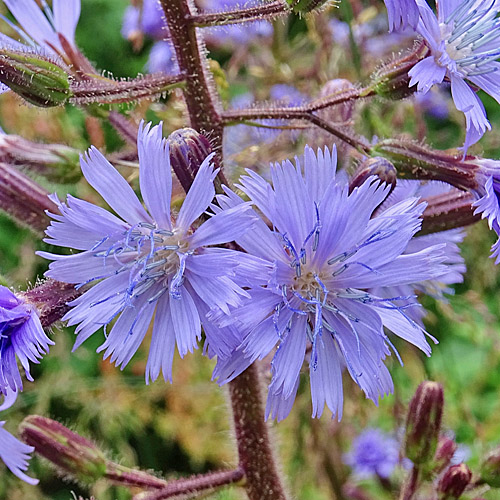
<box><xmin>0</xmin><ymin>0</ymin><xmax>80</xmax><ymax>56</ymax></box>
<box><xmin>39</xmin><ymin>122</ymin><xmax>257</xmax><ymax>383</ymax></box>
<box><xmin>344</xmin><ymin>428</ymin><xmax>399</xmax><ymax>478</ymax></box>
<box><xmin>384</xmin><ymin>0</ymin><xmax>419</xmax><ymax>31</ymax></box>
<box><xmin>372</xmin><ymin>180</ymin><xmax>466</xmax><ymax>325</ymax></box>
<box><xmin>213</xmin><ymin>145</ymin><xmax>447</xmax><ymax>421</ymax></box>
<box><xmin>0</xmin><ymin>285</ymin><xmax>52</xmax><ymax>396</ymax></box>
<box><xmin>122</xmin><ymin>0</ymin><xmax>166</xmax><ymax>41</ymax></box>
<box><xmin>408</xmin><ymin>0</ymin><xmax>500</xmax><ymax>153</ymax></box>
<box><xmin>0</xmin><ymin>389</ymin><xmax>37</xmax><ymax>484</ymax></box>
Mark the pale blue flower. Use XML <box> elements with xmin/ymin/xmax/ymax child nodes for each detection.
<box><xmin>0</xmin><ymin>0</ymin><xmax>80</xmax><ymax>55</ymax></box>
<box><xmin>408</xmin><ymin>0</ymin><xmax>500</xmax><ymax>152</ymax></box>
<box><xmin>384</xmin><ymin>0</ymin><xmax>419</xmax><ymax>31</ymax></box>
<box><xmin>39</xmin><ymin>122</ymin><xmax>256</xmax><ymax>383</ymax></box>
<box><xmin>0</xmin><ymin>389</ymin><xmax>37</xmax><ymax>485</ymax></box>
<box><xmin>0</xmin><ymin>285</ymin><xmax>52</xmax><ymax>396</ymax></box>
<box><xmin>214</xmin><ymin>145</ymin><xmax>447</xmax><ymax>421</ymax></box>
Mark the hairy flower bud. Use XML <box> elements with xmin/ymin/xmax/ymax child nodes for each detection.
<box><xmin>0</xmin><ymin>162</ymin><xmax>56</xmax><ymax>233</ymax></box>
<box><xmin>404</xmin><ymin>381</ymin><xmax>444</xmax><ymax>465</ymax></box>
<box><xmin>0</xmin><ymin>49</ymin><xmax>71</xmax><ymax>107</ymax></box>
<box><xmin>370</xmin><ymin>43</ymin><xmax>429</xmax><ymax>101</ymax></box>
<box><xmin>0</xmin><ymin>133</ymin><xmax>81</xmax><ymax>183</ymax></box>
<box><xmin>285</xmin><ymin>0</ymin><xmax>330</xmax><ymax>13</ymax></box>
<box><xmin>437</xmin><ymin>464</ymin><xmax>472</xmax><ymax>499</ymax></box>
<box><xmin>433</xmin><ymin>437</ymin><xmax>458</xmax><ymax>474</ymax></box>
<box><xmin>168</xmin><ymin>128</ymin><xmax>212</xmax><ymax>192</ymax></box>
<box><xmin>350</xmin><ymin>157</ymin><xmax>397</xmax><ymax>194</ymax></box>
<box><xmin>20</xmin><ymin>416</ymin><xmax>107</xmax><ymax>484</ymax></box>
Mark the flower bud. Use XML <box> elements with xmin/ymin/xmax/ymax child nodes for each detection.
<box><xmin>285</xmin><ymin>0</ymin><xmax>330</xmax><ymax>13</ymax></box>
<box><xmin>479</xmin><ymin>447</ymin><xmax>500</xmax><ymax>487</ymax></box>
<box><xmin>433</xmin><ymin>437</ymin><xmax>458</xmax><ymax>474</ymax></box>
<box><xmin>0</xmin><ymin>49</ymin><xmax>71</xmax><ymax>107</ymax></box>
<box><xmin>437</xmin><ymin>464</ymin><xmax>472</xmax><ymax>499</ymax></box>
<box><xmin>168</xmin><ymin>128</ymin><xmax>212</xmax><ymax>192</ymax></box>
<box><xmin>0</xmin><ymin>133</ymin><xmax>81</xmax><ymax>183</ymax></box>
<box><xmin>0</xmin><ymin>161</ymin><xmax>56</xmax><ymax>233</ymax></box>
<box><xmin>20</xmin><ymin>416</ymin><xmax>107</xmax><ymax>484</ymax></box>
<box><xmin>370</xmin><ymin>44</ymin><xmax>429</xmax><ymax>101</ymax></box>
<box><xmin>404</xmin><ymin>381</ymin><xmax>444</xmax><ymax>465</ymax></box>
<box><xmin>349</xmin><ymin>157</ymin><xmax>397</xmax><ymax>194</ymax></box>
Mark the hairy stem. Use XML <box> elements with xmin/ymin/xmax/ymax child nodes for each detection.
<box><xmin>222</xmin><ymin>108</ymin><xmax>370</xmax><ymax>152</ymax></box>
<box><xmin>192</xmin><ymin>1</ymin><xmax>290</xmax><ymax>26</ymax></box>
<box><xmin>400</xmin><ymin>466</ymin><xmax>420</xmax><ymax>500</ymax></box>
<box><xmin>132</xmin><ymin>468</ymin><xmax>244</xmax><ymax>500</ymax></box>
<box><xmin>160</xmin><ymin>0</ymin><xmax>225</xmax><ymax>168</ymax></box>
<box><xmin>229</xmin><ymin>364</ymin><xmax>288</xmax><ymax>500</ymax></box>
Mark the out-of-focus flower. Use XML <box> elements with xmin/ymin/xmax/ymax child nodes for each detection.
<box><xmin>39</xmin><ymin>122</ymin><xmax>257</xmax><ymax>383</ymax></box>
<box><xmin>344</xmin><ymin>428</ymin><xmax>400</xmax><ymax>478</ymax></box>
<box><xmin>0</xmin><ymin>286</ymin><xmax>52</xmax><ymax>396</ymax></box>
<box><xmin>0</xmin><ymin>0</ymin><xmax>80</xmax><ymax>57</ymax></box>
<box><xmin>199</xmin><ymin>0</ymin><xmax>273</xmax><ymax>46</ymax></box>
<box><xmin>408</xmin><ymin>0</ymin><xmax>500</xmax><ymax>152</ymax></box>
<box><xmin>0</xmin><ymin>389</ymin><xmax>38</xmax><ymax>484</ymax></box>
<box><xmin>384</xmin><ymin>0</ymin><xmax>419</xmax><ymax>32</ymax></box>
<box><xmin>414</xmin><ymin>86</ymin><xmax>450</xmax><ymax>120</ymax></box>
<box><xmin>121</xmin><ymin>0</ymin><xmax>166</xmax><ymax>41</ymax></box>
<box><xmin>214</xmin><ymin>144</ymin><xmax>447</xmax><ymax>421</ymax></box>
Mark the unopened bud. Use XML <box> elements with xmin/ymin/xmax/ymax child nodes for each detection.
<box><xmin>437</xmin><ymin>464</ymin><xmax>472</xmax><ymax>499</ymax></box>
<box><xmin>0</xmin><ymin>133</ymin><xmax>81</xmax><ymax>183</ymax></box>
<box><xmin>433</xmin><ymin>437</ymin><xmax>458</xmax><ymax>474</ymax></box>
<box><xmin>479</xmin><ymin>447</ymin><xmax>500</xmax><ymax>487</ymax></box>
<box><xmin>20</xmin><ymin>416</ymin><xmax>107</xmax><ymax>483</ymax></box>
<box><xmin>23</xmin><ymin>280</ymin><xmax>80</xmax><ymax>328</ymax></box>
<box><xmin>168</xmin><ymin>128</ymin><xmax>212</xmax><ymax>192</ymax></box>
<box><xmin>286</xmin><ymin>0</ymin><xmax>330</xmax><ymax>13</ymax></box>
<box><xmin>370</xmin><ymin>43</ymin><xmax>429</xmax><ymax>101</ymax></box>
<box><xmin>404</xmin><ymin>381</ymin><xmax>444</xmax><ymax>465</ymax></box>
<box><xmin>350</xmin><ymin>157</ymin><xmax>397</xmax><ymax>194</ymax></box>
<box><xmin>0</xmin><ymin>49</ymin><xmax>71</xmax><ymax>107</ymax></box>
<box><xmin>0</xmin><ymin>162</ymin><xmax>55</xmax><ymax>233</ymax></box>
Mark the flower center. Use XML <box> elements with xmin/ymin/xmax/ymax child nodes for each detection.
<box><xmin>439</xmin><ymin>0</ymin><xmax>500</xmax><ymax>76</ymax></box>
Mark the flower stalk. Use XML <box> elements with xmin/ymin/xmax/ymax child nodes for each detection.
<box><xmin>228</xmin><ymin>364</ymin><xmax>288</xmax><ymax>500</ymax></box>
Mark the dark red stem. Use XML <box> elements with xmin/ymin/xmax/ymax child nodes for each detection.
<box><xmin>192</xmin><ymin>1</ymin><xmax>289</xmax><ymax>26</ymax></box>
<box><xmin>134</xmin><ymin>468</ymin><xmax>244</xmax><ymax>500</ymax></box>
<box><xmin>228</xmin><ymin>364</ymin><xmax>288</xmax><ymax>500</ymax></box>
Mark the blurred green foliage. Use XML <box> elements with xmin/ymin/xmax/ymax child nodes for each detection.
<box><xmin>2</xmin><ymin>1</ymin><xmax>500</xmax><ymax>499</ymax></box>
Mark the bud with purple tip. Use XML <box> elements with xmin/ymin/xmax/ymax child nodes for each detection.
<box><xmin>437</xmin><ymin>463</ymin><xmax>472</xmax><ymax>499</ymax></box>
<box><xmin>404</xmin><ymin>381</ymin><xmax>444</xmax><ymax>466</ymax></box>
<box><xmin>168</xmin><ymin>127</ymin><xmax>213</xmax><ymax>192</ymax></box>
<box><xmin>350</xmin><ymin>157</ymin><xmax>397</xmax><ymax>195</ymax></box>
<box><xmin>433</xmin><ymin>437</ymin><xmax>458</xmax><ymax>475</ymax></box>
<box><xmin>20</xmin><ymin>416</ymin><xmax>107</xmax><ymax>484</ymax></box>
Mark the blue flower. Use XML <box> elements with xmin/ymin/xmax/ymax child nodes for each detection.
<box><xmin>0</xmin><ymin>0</ymin><xmax>80</xmax><ymax>56</ymax></box>
<box><xmin>213</xmin><ymin>145</ymin><xmax>447</xmax><ymax>421</ymax></box>
<box><xmin>39</xmin><ymin>122</ymin><xmax>256</xmax><ymax>383</ymax></box>
<box><xmin>0</xmin><ymin>285</ymin><xmax>52</xmax><ymax>396</ymax></box>
<box><xmin>408</xmin><ymin>0</ymin><xmax>500</xmax><ymax>152</ymax></box>
<box><xmin>122</xmin><ymin>0</ymin><xmax>166</xmax><ymax>41</ymax></box>
<box><xmin>0</xmin><ymin>389</ymin><xmax>37</xmax><ymax>485</ymax></box>
<box><xmin>384</xmin><ymin>0</ymin><xmax>419</xmax><ymax>31</ymax></box>
<box><xmin>344</xmin><ymin>428</ymin><xmax>400</xmax><ymax>478</ymax></box>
